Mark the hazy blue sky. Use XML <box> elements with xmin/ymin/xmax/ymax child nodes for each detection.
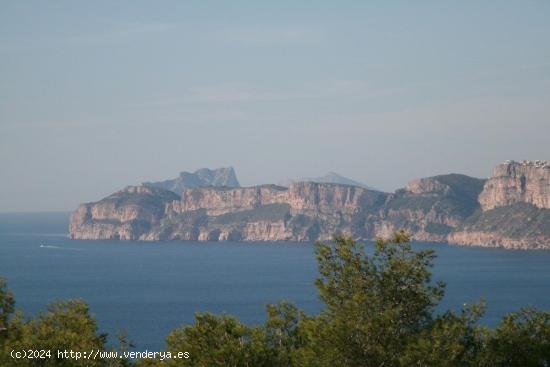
<box><xmin>1</xmin><ymin>1</ymin><xmax>549</xmax><ymax>211</ymax></box>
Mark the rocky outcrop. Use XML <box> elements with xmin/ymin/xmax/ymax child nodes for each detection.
<box><xmin>67</xmin><ymin>174</ymin><xmax>482</xmax><ymax>243</ymax></box>
<box><xmin>446</xmin><ymin>161</ymin><xmax>550</xmax><ymax>249</ymax></box>
<box><xmin>448</xmin><ymin>201</ymin><xmax>550</xmax><ymax>250</ymax></box>
<box><xmin>69</xmin><ymin>186</ymin><xmax>179</xmax><ymax>240</ymax></box>
<box><xmin>169</xmin><ymin>185</ymin><xmax>288</xmax><ymax>216</ymax></box>
<box><xmin>405</xmin><ymin>178</ymin><xmax>451</xmax><ymax>195</ymax></box>
<box><xmin>478</xmin><ymin>160</ymin><xmax>550</xmax><ymax>210</ymax></box>
<box><xmin>70</xmin><ymin>182</ymin><xmax>388</xmax><ymax>242</ymax></box>
<box><xmin>143</xmin><ymin>167</ymin><xmax>240</xmax><ymax>196</ymax></box>
<box><xmin>373</xmin><ymin>174</ymin><xmax>486</xmax><ymax>242</ymax></box>
<box><xmin>69</xmin><ymin>161</ymin><xmax>550</xmax><ymax>249</ymax></box>
<box><xmin>448</xmin><ymin>231</ymin><xmax>550</xmax><ymax>250</ymax></box>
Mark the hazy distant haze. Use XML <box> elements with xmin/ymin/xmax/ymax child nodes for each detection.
<box><xmin>1</xmin><ymin>1</ymin><xmax>549</xmax><ymax>211</ymax></box>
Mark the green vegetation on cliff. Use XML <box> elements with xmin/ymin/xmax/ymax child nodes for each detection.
<box><xmin>462</xmin><ymin>203</ymin><xmax>550</xmax><ymax>239</ymax></box>
<box><xmin>213</xmin><ymin>204</ymin><xmax>291</xmax><ymax>225</ymax></box>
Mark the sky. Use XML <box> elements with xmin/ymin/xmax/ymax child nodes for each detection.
<box><xmin>1</xmin><ymin>1</ymin><xmax>549</xmax><ymax>211</ymax></box>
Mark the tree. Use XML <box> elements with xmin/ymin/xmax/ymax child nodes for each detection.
<box><xmin>154</xmin><ymin>301</ymin><xmax>306</xmax><ymax>367</ymax></box>
<box><xmin>163</xmin><ymin>313</ymin><xmax>260</xmax><ymax>367</ymax></box>
<box><xmin>295</xmin><ymin>232</ymin><xmax>445</xmax><ymax>367</ymax></box>
<box><xmin>1</xmin><ymin>300</ymin><xmax>106</xmax><ymax>367</ymax></box>
<box><xmin>0</xmin><ymin>278</ymin><xmax>15</xmax><ymax>333</ymax></box>
<box><xmin>262</xmin><ymin>300</ymin><xmax>305</xmax><ymax>366</ymax></box>
<box><xmin>482</xmin><ymin>307</ymin><xmax>550</xmax><ymax>366</ymax></box>
<box><xmin>400</xmin><ymin>302</ymin><xmax>487</xmax><ymax>367</ymax></box>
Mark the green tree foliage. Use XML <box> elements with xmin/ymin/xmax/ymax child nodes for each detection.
<box><xmin>483</xmin><ymin>307</ymin><xmax>550</xmax><ymax>366</ymax></box>
<box><xmin>294</xmin><ymin>232</ymin><xmax>445</xmax><ymax>366</ymax></box>
<box><xmin>400</xmin><ymin>302</ymin><xmax>488</xmax><ymax>366</ymax></box>
<box><xmin>262</xmin><ymin>300</ymin><xmax>305</xmax><ymax>366</ymax></box>
<box><xmin>162</xmin><ymin>313</ymin><xmax>262</xmax><ymax>367</ymax></box>
<box><xmin>136</xmin><ymin>300</ymin><xmax>306</xmax><ymax>367</ymax></box>
<box><xmin>0</xmin><ymin>278</ymin><xmax>15</xmax><ymax>343</ymax></box>
<box><xmin>0</xmin><ymin>298</ymin><xmax>106</xmax><ymax>367</ymax></box>
<box><xmin>4</xmin><ymin>233</ymin><xmax>550</xmax><ymax>366</ymax></box>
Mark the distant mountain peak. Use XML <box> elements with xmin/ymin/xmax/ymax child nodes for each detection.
<box><xmin>143</xmin><ymin>167</ymin><xmax>240</xmax><ymax>196</ymax></box>
<box><xmin>280</xmin><ymin>172</ymin><xmax>376</xmax><ymax>190</ymax></box>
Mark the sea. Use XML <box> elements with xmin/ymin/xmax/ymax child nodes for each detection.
<box><xmin>1</xmin><ymin>212</ymin><xmax>550</xmax><ymax>351</ymax></box>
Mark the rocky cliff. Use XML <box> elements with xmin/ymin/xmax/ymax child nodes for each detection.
<box><xmin>70</xmin><ymin>182</ymin><xmax>388</xmax><ymax>241</ymax></box>
<box><xmin>69</xmin><ymin>161</ymin><xmax>550</xmax><ymax>249</ymax></box>
<box><xmin>373</xmin><ymin>174</ymin><xmax>486</xmax><ymax>242</ymax></box>
<box><xmin>448</xmin><ymin>160</ymin><xmax>550</xmax><ymax>249</ymax></box>
<box><xmin>143</xmin><ymin>167</ymin><xmax>240</xmax><ymax>196</ymax></box>
<box><xmin>478</xmin><ymin>160</ymin><xmax>550</xmax><ymax>210</ymax></box>
<box><xmin>69</xmin><ymin>186</ymin><xmax>180</xmax><ymax>240</ymax></box>
<box><xmin>447</xmin><ymin>203</ymin><xmax>550</xmax><ymax>250</ymax></box>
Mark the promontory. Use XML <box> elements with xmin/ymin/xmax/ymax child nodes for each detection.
<box><xmin>69</xmin><ymin>162</ymin><xmax>550</xmax><ymax>249</ymax></box>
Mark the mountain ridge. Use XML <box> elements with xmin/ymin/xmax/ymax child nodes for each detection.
<box><xmin>143</xmin><ymin>167</ymin><xmax>240</xmax><ymax>196</ymax></box>
<box><xmin>69</xmin><ymin>161</ymin><xmax>550</xmax><ymax>249</ymax></box>
<box><xmin>279</xmin><ymin>172</ymin><xmax>376</xmax><ymax>190</ymax></box>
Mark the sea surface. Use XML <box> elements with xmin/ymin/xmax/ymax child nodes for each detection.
<box><xmin>1</xmin><ymin>212</ymin><xmax>550</xmax><ymax>351</ymax></box>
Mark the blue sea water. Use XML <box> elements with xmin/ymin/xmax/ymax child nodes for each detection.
<box><xmin>1</xmin><ymin>212</ymin><xmax>550</xmax><ymax>351</ymax></box>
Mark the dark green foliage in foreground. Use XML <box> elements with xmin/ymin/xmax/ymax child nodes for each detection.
<box><xmin>292</xmin><ymin>233</ymin><xmax>444</xmax><ymax>367</ymax></box>
<box><xmin>0</xmin><ymin>300</ymin><xmax>107</xmax><ymax>366</ymax></box>
<box><xmin>152</xmin><ymin>233</ymin><xmax>550</xmax><ymax>367</ymax></box>
<box><xmin>0</xmin><ymin>290</ymin><xmax>130</xmax><ymax>366</ymax></box>
<box><xmin>156</xmin><ymin>301</ymin><xmax>304</xmax><ymax>367</ymax></box>
<box><xmin>3</xmin><ymin>232</ymin><xmax>550</xmax><ymax>366</ymax></box>
<box><xmin>0</xmin><ymin>279</ymin><xmax>14</xmax><ymax>333</ymax></box>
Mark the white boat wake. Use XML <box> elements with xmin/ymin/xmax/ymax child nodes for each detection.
<box><xmin>39</xmin><ymin>244</ymin><xmax>82</xmax><ymax>251</ymax></box>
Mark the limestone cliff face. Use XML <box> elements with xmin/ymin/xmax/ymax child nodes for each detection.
<box><xmin>67</xmin><ymin>177</ymin><xmax>477</xmax><ymax>243</ymax></box>
<box><xmin>70</xmin><ymin>182</ymin><xmax>387</xmax><ymax>241</ymax></box>
<box><xmin>168</xmin><ymin>182</ymin><xmax>376</xmax><ymax>217</ymax></box>
<box><xmin>160</xmin><ymin>182</ymin><xmax>387</xmax><ymax>241</ymax></box>
<box><xmin>447</xmin><ymin>201</ymin><xmax>550</xmax><ymax>250</ymax></box>
<box><xmin>448</xmin><ymin>231</ymin><xmax>550</xmax><ymax>250</ymax></box>
<box><xmin>478</xmin><ymin>160</ymin><xmax>550</xmax><ymax>210</ymax></box>
<box><xmin>405</xmin><ymin>178</ymin><xmax>451</xmax><ymax>196</ymax></box>
<box><xmin>372</xmin><ymin>174</ymin><xmax>486</xmax><ymax>242</ymax></box>
<box><xmin>68</xmin><ymin>162</ymin><xmax>550</xmax><ymax>249</ymax></box>
<box><xmin>69</xmin><ymin>186</ymin><xmax>179</xmax><ymax>240</ymax></box>
<box><xmin>286</xmin><ymin>182</ymin><xmax>376</xmax><ymax>215</ymax></box>
<box><xmin>169</xmin><ymin>185</ymin><xmax>288</xmax><ymax>216</ymax></box>
<box><xmin>446</xmin><ymin>161</ymin><xmax>550</xmax><ymax>249</ymax></box>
